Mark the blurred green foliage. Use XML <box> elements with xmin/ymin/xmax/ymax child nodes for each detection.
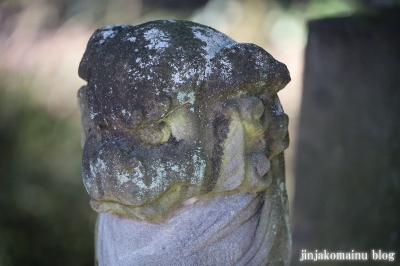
<box><xmin>0</xmin><ymin>80</ymin><xmax>96</xmax><ymax>266</ymax></box>
<box><xmin>306</xmin><ymin>0</ymin><xmax>362</xmax><ymax>19</ymax></box>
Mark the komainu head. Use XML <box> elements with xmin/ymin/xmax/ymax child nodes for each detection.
<box><xmin>78</xmin><ymin>20</ymin><xmax>290</xmax><ymax>220</ymax></box>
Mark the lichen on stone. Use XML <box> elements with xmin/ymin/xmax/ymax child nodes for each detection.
<box><xmin>78</xmin><ymin>20</ymin><xmax>290</xmax><ymax>221</ymax></box>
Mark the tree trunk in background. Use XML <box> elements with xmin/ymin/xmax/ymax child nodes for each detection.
<box><xmin>292</xmin><ymin>9</ymin><xmax>400</xmax><ymax>265</ymax></box>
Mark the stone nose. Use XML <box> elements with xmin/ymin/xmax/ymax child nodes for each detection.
<box><xmin>89</xmin><ymin>136</ymin><xmax>137</xmax><ymax>175</ymax></box>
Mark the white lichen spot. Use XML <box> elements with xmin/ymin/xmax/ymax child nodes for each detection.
<box><xmin>117</xmin><ymin>171</ymin><xmax>130</xmax><ymax>185</ymax></box>
<box><xmin>89</xmin><ymin>164</ymin><xmax>95</xmax><ymax>178</ymax></box>
<box><xmin>127</xmin><ymin>37</ymin><xmax>136</xmax><ymax>42</ymax></box>
<box><xmin>89</xmin><ymin>158</ymin><xmax>107</xmax><ymax>179</ymax></box>
<box><xmin>255</xmin><ymin>52</ymin><xmax>265</xmax><ymax>67</ymax></box>
<box><xmin>98</xmin><ymin>29</ymin><xmax>116</xmax><ymax>44</ymax></box>
<box><xmin>129</xmin><ymin>161</ymin><xmax>147</xmax><ymax>192</ymax></box>
<box><xmin>191</xmin><ymin>26</ymin><xmax>235</xmax><ymax>76</ymax></box>
<box><xmin>220</xmin><ymin>57</ymin><xmax>231</xmax><ymax>69</ymax></box>
<box><xmin>97</xmin><ymin>24</ymin><xmax>128</xmax><ymax>44</ymax></box>
<box><xmin>192</xmin><ymin>150</ymin><xmax>206</xmax><ymax>184</ymax></box>
<box><xmin>280</xmin><ymin>181</ymin><xmax>285</xmax><ymax>192</ymax></box>
<box><xmin>144</xmin><ymin>28</ymin><xmax>170</xmax><ymax>50</ymax></box>
<box><xmin>171</xmin><ymin>71</ymin><xmax>183</xmax><ymax>85</ymax></box>
<box><xmin>170</xmin><ymin>165</ymin><xmax>180</xmax><ymax>172</ymax></box>
<box><xmin>170</xmin><ymin>62</ymin><xmax>199</xmax><ymax>87</ymax></box>
<box><xmin>152</xmin><ymin>163</ymin><xmax>166</xmax><ymax>189</ymax></box>
<box><xmin>219</xmin><ymin>56</ymin><xmax>232</xmax><ymax>79</ymax></box>
<box><xmin>97</xmin><ymin>158</ymin><xmax>106</xmax><ymax>170</ymax></box>
<box><xmin>90</xmin><ymin>111</ymin><xmax>98</xmax><ymax>119</ymax></box>
<box><xmin>177</xmin><ymin>91</ymin><xmax>196</xmax><ymax>105</ymax></box>
<box><xmin>121</xmin><ymin>109</ymin><xmax>130</xmax><ymax>117</ymax></box>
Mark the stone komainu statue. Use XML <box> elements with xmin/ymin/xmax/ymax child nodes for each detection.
<box><xmin>78</xmin><ymin>20</ymin><xmax>291</xmax><ymax>265</ymax></box>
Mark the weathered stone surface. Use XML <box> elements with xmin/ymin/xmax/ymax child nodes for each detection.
<box><xmin>78</xmin><ymin>20</ymin><xmax>291</xmax><ymax>265</ymax></box>
<box><xmin>96</xmin><ymin>187</ymin><xmax>289</xmax><ymax>266</ymax></box>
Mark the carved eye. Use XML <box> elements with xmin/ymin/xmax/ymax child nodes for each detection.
<box><xmin>144</xmin><ymin>96</ymin><xmax>171</xmax><ymax>121</ymax></box>
<box><xmin>125</xmin><ymin>109</ymin><xmax>144</xmax><ymax>128</ymax></box>
<box><xmin>252</xmin><ymin>101</ymin><xmax>265</xmax><ymax>120</ymax></box>
<box><xmin>239</xmin><ymin>97</ymin><xmax>265</xmax><ymax>121</ymax></box>
<box><xmin>139</xmin><ymin>122</ymin><xmax>171</xmax><ymax>145</ymax></box>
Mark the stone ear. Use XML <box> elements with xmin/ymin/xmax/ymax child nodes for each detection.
<box><xmin>79</xmin><ymin>26</ymin><xmax>128</xmax><ymax>81</ymax></box>
<box><xmin>204</xmin><ymin>43</ymin><xmax>290</xmax><ymax>97</ymax></box>
<box><xmin>78</xmin><ymin>29</ymin><xmax>101</xmax><ymax>81</ymax></box>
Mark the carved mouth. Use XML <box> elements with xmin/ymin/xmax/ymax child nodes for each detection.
<box><xmin>89</xmin><ymin>182</ymin><xmax>202</xmax><ymax>221</ymax></box>
<box><xmin>82</xmin><ymin>135</ymin><xmax>207</xmax><ymax>207</ymax></box>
